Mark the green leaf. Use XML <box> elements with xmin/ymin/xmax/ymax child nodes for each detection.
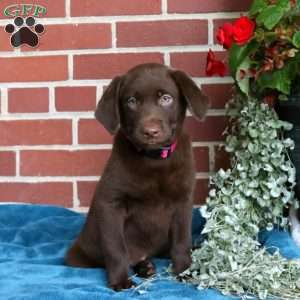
<box><xmin>256</xmin><ymin>5</ymin><xmax>287</xmax><ymax>30</ymax></box>
<box><xmin>292</xmin><ymin>31</ymin><xmax>300</xmax><ymax>48</ymax></box>
<box><xmin>258</xmin><ymin>70</ymin><xmax>291</xmax><ymax>94</ymax></box>
<box><xmin>257</xmin><ymin>53</ymin><xmax>300</xmax><ymax>94</ymax></box>
<box><xmin>249</xmin><ymin>128</ymin><xmax>259</xmax><ymax>138</ymax></box>
<box><xmin>229</xmin><ymin>41</ymin><xmax>258</xmax><ymax>76</ymax></box>
<box><xmin>277</xmin><ymin>0</ymin><xmax>290</xmax><ymax>9</ymax></box>
<box><xmin>278</xmin><ymin>94</ymin><xmax>288</xmax><ymax>101</ymax></box>
<box><xmin>271</xmin><ymin>187</ymin><xmax>281</xmax><ymax>197</ymax></box>
<box><xmin>281</xmin><ymin>122</ymin><xmax>293</xmax><ymax>131</ymax></box>
<box><xmin>249</xmin><ymin>0</ymin><xmax>268</xmax><ymax>16</ymax></box>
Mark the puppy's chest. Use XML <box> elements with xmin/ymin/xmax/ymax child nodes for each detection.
<box><xmin>130</xmin><ymin>169</ymin><xmax>193</xmax><ymax>203</ymax></box>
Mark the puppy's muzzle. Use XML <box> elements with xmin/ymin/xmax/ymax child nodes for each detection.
<box><xmin>142</xmin><ymin>119</ymin><xmax>163</xmax><ymax>140</ymax></box>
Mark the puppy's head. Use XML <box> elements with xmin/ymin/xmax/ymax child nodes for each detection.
<box><xmin>95</xmin><ymin>63</ymin><xmax>208</xmax><ymax>150</ymax></box>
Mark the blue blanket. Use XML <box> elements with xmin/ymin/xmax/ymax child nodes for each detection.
<box><xmin>0</xmin><ymin>204</ymin><xmax>299</xmax><ymax>300</ymax></box>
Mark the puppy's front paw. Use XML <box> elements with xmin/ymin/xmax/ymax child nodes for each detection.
<box><xmin>110</xmin><ymin>278</ymin><xmax>135</xmax><ymax>291</ymax></box>
<box><xmin>172</xmin><ymin>255</ymin><xmax>192</xmax><ymax>275</ymax></box>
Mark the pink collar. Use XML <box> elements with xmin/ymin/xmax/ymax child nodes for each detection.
<box><xmin>139</xmin><ymin>141</ymin><xmax>177</xmax><ymax>160</ymax></box>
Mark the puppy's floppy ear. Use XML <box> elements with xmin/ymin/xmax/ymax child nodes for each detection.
<box><xmin>95</xmin><ymin>76</ymin><xmax>122</xmax><ymax>135</ymax></box>
<box><xmin>171</xmin><ymin>70</ymin><xmax>209</xmax><ymax>120</ymax></box>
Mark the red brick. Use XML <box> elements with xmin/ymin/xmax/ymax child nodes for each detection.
<box><xmin>214</xmin><ymin>145</ymin><xmax>231</xmax><ymax>171</ymax></box>
<box><xmin>0</xmin><ymin>182</ymin><xmax>72</xmax><ymax>206</ymax></box>
<box><xmin>74</xmin><ymin>53</ymin><xmax>164</xmax><ymax>80</ymax></box>
<box><xmin>55</xmin><ymin>86</ymin><xmax>97</xmax><ymax>112</ymax></box>
<box><xmin>184</xmin><ymin>116</ymin><xmax>228</xmax><ymax>142</ymax></box>
<box><xmin>0</xmin><ymin>56</ymin><xmax>68</xmax><ymax>82</ymax></box>
<box><xmin>0</xmin><ymin>0</ymin><xmax>65</xmax><ymax>18</ymax></box>
<box><xmin>202</xmin><ymin>84</ymin><xmax>233</xmax><ymax>109</ymax></box>
<box><xmin>0</xmin><ymin>26</ymin><xmax>13</xmax><ymax>51</ymax></box>
<box><xmin>77</xmin><ymin>181</ymin><xmax>97</xmax><ymax>207</ymax></box>
<box><xmin>168</xmin><ymin>0</ymin><xmax>252</xmax><ymax>13</ymax></box>
<box><xmin>170</xmin><ymin>52</ymin><xmax>228</xmax><ymax>77</ymax></box>
<box><xmin>193</xmin><ymin>147</ymin><xmax>209</xmax><ymax>172</ymax></box>
<box><xmin>193</xmin><ymin>179</ymin><xmax>209</xmax><ymax>205</ymax></box>
<box><xmin>71</xmin><ymin>0</ymin><xmax>161</xmax><ymax>16</ymax></box>
<box><xmin>8</xmin><ymin>88</ymin><xmax>49</xmax><ymax>113</ymax></box>
<box><xmin>117</xmin><ymin>20</ymin><xmax>207</xmax><ymax>47</ymax></box>
<box><xmin>0</xmin><ymin>120</ymin><xmax>72</xmax><ymax>146</ymax></box>
<box><xmin>21</xmin><ymin>150</ymin><xmax>111</xmax><ymax>176</ymax></box>
<box><xmin>78</xmin><ymin>119</ymin><xmax>113</xmax><ymax>145</ymax></box>
<box><xmin>26</xmin><ymin>24</ymin><xmax>111</xmax><ymax>51</ymax></box>
<box><xmin>0</xmin><ymin>151</ymin><xmax>16</xmax><ymax>176</ymax></box>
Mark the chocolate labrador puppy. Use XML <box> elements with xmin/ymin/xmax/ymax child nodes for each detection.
<box><xmin>65</xmin><ymin>63</ymin><xmax>208</xmax><ymax>291</ymax></box>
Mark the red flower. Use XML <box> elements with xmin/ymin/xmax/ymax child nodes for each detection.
<box><xmin>206</xmin><ymin>49</ymin><xmax>226</xmax><ymax>77</ymax></box>
<box><xmin>233</xmin><ymin>16</ymin><xmax>255</xmax><ymax>45</ymax></box>
<box><xmin>217</xmin><ymin>23</ymin><xmax>234</xmax><ymax>49</ymax></box>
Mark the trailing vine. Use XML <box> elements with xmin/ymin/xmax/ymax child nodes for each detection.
<box><xmin>180</xmin><ymin>93</ymin><xmax>300</xmax><ymax>299</ymax></box>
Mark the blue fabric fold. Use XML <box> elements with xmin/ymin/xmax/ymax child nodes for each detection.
<box><xmin>0</xmin><ymin>204</ymin><xmax>299</xmax><ymax>300</ymax></box>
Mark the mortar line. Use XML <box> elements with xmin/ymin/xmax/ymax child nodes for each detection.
<box><xmin>0</xmin><ymin>142</ymin><xmax>223</xmax><ymax>151</ymax></box>
<box><xmin>0</xmin><ymin>88</ymin><xmax>8</xmax><ymax>115</ymax></box>
<box><xmin>0</xmin><ymin>144</ymin><xmax>114</xmax><ymax>151</ymax></box>
<box><xmin>161</xmin><ymin>0</ymin><xmax>168</xmax><ymax>15</ymax></box>
<box><xmin>73</xmin><ymin>180</ymin><xmax>80</xmax><ymax>208</ymax></box>
<box><xmin>208</xmin><ymin>18</ymin><xmax>214</xmax><ymax>46</ymax></box>
<box><xmin>15</xmin><ymin>150</ymin><xmax>20</xmax><ymax>177</ymax></box>
<box><xmin>96</xmin><ymin>85</ymin><xmax>102</xmax><ymax>105</ymax></box>
<box><xmin>0</xmin><ymin>44</ymin><xmax>223</xmax><ymax>57</ymax></box>
<box><xmin>65</xmin><ymin>0</ymin><xmax>71</xmax><ymax>18</ymax></box>
<box><xmin>48</xmin><ymin>86</ymin><xmax>55</xmax><ymax>113</ymax></box>
<box><xmin>111</xmin><ymin>21</ymin><xmax>117</xmax><ymax>49</ymax></box>
<box><xmin>0</xmin><ymin>81</ymin><xmax>111</xmax><ymax>89</ymax></box>
<box><xmin>72</xmin><ymin>116</ymin><xmax>79</xmax><ymax>145</ymax></box>
<box><xmin>0</xmin><ymin>12</ymin><xmax>242</xmax><ymax>26</ymax></box>
<box><xmin>164</xmin><ymin>52</ymin><xmax>170</xmax><ymax>65</ymax></box>
<box><xmin>0</xmin><ymin>173</ymin><xmax>210</xmax><ymax>182</ymax></box>
<box><xmin>68</xmin><ymin>54</ymin><xmax>73</xmax><ymax>80</ymax></box>
<box><xmin>0</xmin><ymin>78</ymin><xmax>233</xmax><ymax>89</ymax></box>
<box><xmin>0</xmin><ymin>176</ymin><xmax>100</xmax><ymax>182</ymax></box>
<box><xmin>0</xmin><ymin>107</ymin><xmax>225</xmax><ymax>119</ymax></box>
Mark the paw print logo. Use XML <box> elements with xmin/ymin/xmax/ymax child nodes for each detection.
<box><xmin>5</xmin><ymin>16</ymin><xmax>45</xmax><ymax>48</ymax></box>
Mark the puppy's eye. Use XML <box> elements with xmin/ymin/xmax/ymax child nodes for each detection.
<box><xmin>159</xmin><ymin>94</ymin><xmax>173</xmax><ymax>106</ymax></box>
<box><xmin>127</xmin><ymin>97</ymin><xmax>137</xmax><ymax>108</ymax></box>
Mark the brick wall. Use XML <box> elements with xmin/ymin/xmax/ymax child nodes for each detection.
<box><xmin>0</xmin><ymin>0</ymin><xmax>252</xmax><ymax>211</ymax></box>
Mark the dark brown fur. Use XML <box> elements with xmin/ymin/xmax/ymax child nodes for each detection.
<box><xmin>65</xmin><ymin>63</ymin><xmax>208</xmax><ymax>291</ymax></box>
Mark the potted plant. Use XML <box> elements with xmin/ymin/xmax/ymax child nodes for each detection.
<box><xmin>208</xmin><ymin>0</ymin><xmax>300</xmax><ymax>187</ymax></box>
<box><xmin>207</xmin><ymin>0</ymin><xmax>300</xmax><ymax>241</ymax></box>
<box><xmin>179</xmin><ymin>1</ymin><xmax>300</xmax><ymax>299</ymax></box>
